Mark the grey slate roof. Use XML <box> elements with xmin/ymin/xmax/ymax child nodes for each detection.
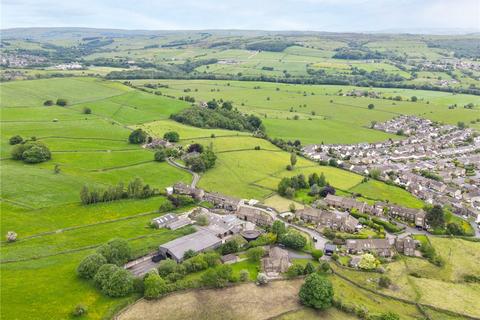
<box><xmin>159</xmin><ymin>230</ymin><xmax>221</xmax><ymax>261</ymax></box>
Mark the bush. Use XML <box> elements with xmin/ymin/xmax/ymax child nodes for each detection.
<box><xmin>256</xmin><ymin>273</ymin><xmax>268</xmax><ymax>285</ymax></box>
<box><xmin>380</xmin><ymin>312</ymin><xmax>400</xmax><ymax>320</ymax></box>
<box><xmin>72</xmin><ymin>304</ymin><xmax>88</xmax><ymax>317</ymax></box>
<box><xmin>101</xmin><ymin>268</ymin><xmax>133</xmax><ymax>297</ymax></box>
<box><xmin>299</xmin><ymin>273</ymin><xmax>334</xmax><ymax>310</ymax></box>
<box><xmin>239</xmin><ymin>269</ymin><xmax>250</xmax><ymax>282</ymax></box>
<box><xmin>358</xmin><ymin>253</ymin><xmax>379</xmax><ymax>270</ymax></box>
<box><xmin>144</xmin><ymin>273</ymin><xmax>168</xmax><ymax>299</ymax></box>
<box><xmin>128</xmin><ymin>129</ymin><xmax>148</xmax><ymax>144</ymax></box>
<box><xmin>44</xmin><ymin>100</ymin><xmax>54</xmax><ymax>106</ymax></box>
<box><xmin>56</xmin><ymin>98</ymin><xmax>68</xmax><ymax>106</ymax></box>
<box><xmin>287</xmin><ymin>263</ymin><xmax>305</xmax><ymax>278</ymax></box>
<box><xmin>183</xmin><ymin>254</ymin><xmax>208</xmax><ymax>273</ymax></box>
<box><xmin>279</xmin><ymin>232</ymin><xmax>307</xmax><ymax>250</ymax></box>
<box><xmin>9</xmin><ymin>135</ymin><xmax>23</xmax><ymax>145</ymax></box>
<box><xmin>77</xmin><ymin>253</ymin><xmax>107</xmax><ymax>279</ymax></box>
<box><xmin>157</xmin><ymin>259</ymin><xmax>178</xmax><ymax>278</ymax></box>
<box><xmin>311</xmin><ymin>249</ymin><xmax>324</xmax><ymax>260</ymax></box>
<box><xmin>11</xmin><ymin>141</ymin><xmax>51</xmax><ymax>163</ymax></box>
<box><xmin>201</xmin><ymin>265</ymin><xmax>232</xmax><ymax>288</ymax></box>
<box><xmin>318</xmin><ymin>261</ymin><xmax>331</xmax><ymax>273</ymax></box>
<box><xmin>304</xmin><ymin>262</ymin><xmax>316</xmax><ymax>274</ymax></box>
<box><xmin>220</xmin><ymin>240</ymin><xmax>239</xmax><ymax>255</ymax></box>
<box><xmin>154</xmin><ymin>149</ymin><xmax>166</xmax><ymax>162</ymax></box>
<box><xmin>378</xmin><ymin>276</ymin><xmax>392</xmax><ymax>288</ymax></box>
<box><xmin>97</xmin><ymin>238</ymin><xmax>132</xmax><ymax>266</ymax></box>
<box><xmin>83</xmin><ymin>107</ymin><xmax>92</xmax><ymax>114</ymax></box>
<box><xmin>163</xmin><ymin>131</ymin><xmax>180</xmax><ymax>142</ymax></box>
<box><xmin>246</xmin><ymin>247</ymin><xmax>265</xmax><ymax>262</ymax></box>
<box><xmin>94</xmin><ymin>264</ymin><xmax>118</xmax><ymax>289</ymax></box>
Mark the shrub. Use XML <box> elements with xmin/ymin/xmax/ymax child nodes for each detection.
<box><xmin>380</xmin><ymin>312</ymin><xmax>400</xmax><ymax>320</ymax></box>
<box><xmin>56</xmin><ymin>98</ymin><xmax>68</xmax><ymax>106</ymax></box>
<box><xmin>154</xmin><ymin>149</ymin><xmax>166</xmax><ymax>162</ymax></box>
<box><xmin>318</xmin><ymin>261</ymin><xmax>331</xmax><ymax>273</ymax></box>
<box><xmin>72</xmin><ymin>304</ymin><xmax>88</xmax><ymax>317</ymax></box>
<box><xmin>299</xmin><ymin>273</ymin><xmax>334</xmax><ymax>310</ymax></box>
<box><xmin>256</xmin><ymin>273</ymin><xmax>268</xmax><ymax>285</ymax></box>
<box><xmin>157</xmin><ymin>259</ymin><xmax>178</xmax><ymax>278</ymax></box>
<box><xmin>239</xmin><ymin>269</ymin><xmax>250</xmax><ymax>282</ymax></box>
<box><xmin>9</xmin><ymin>135</ymin><xmax>23</xmax><ymax>145</ymax></box>
<box><xmin>43</xmin><ymin>100</ymin><xmax>54</xmax><ymax>106</ymax></box>
<box><xmin>101</xmin><ymin>268</ymin><xmax>133</xmax><ymax>297</ymax></box>
<box><xmin>11</xmin><ymin>141</ymin><xmax>51</xmax><ymax>163</ymax></box>
<box><xmin>83</xmin><ymin>107</ymin><xmax>92</xmax><ymax>114</ymax></box>
<box><xmin>183</xmin><ymin>249</ymin><xmax>197</xmax><ymax>260</ymax></box>
<box><xmin>368</xmin><ymin>103</ymin><xmax>375</xmax><ymax>109</ymax></box>
<box><xmin>183</xmin><ymin>254</ymin><xmax>208</xmax><ymax>272</ymax></box>
<box><xmin>220</xmin><ymin>240</ymin><xmax>239</xmax><ymax>255</ymax></box>
<box><xmin>128</xmin><ymin>129</ymin><xmax>148</xmax><ymax>144</ymax></box>
<box><xmin>77</xmin><ymin>253</ymin><xmax>107</xmax><ymax>279</ymax></box>
<box><xmin>163</xmin><ymin>131</ymin><xmax>180</xmax><ymax>142</ymax></box>
<box><xmin>287</xmin><ymin>263</ymin><xmax>305</xmax><ymax>278</ymax></box>
<box><xmin>358</xmin><ymin>253</ymin><xmax>380</xmax><ymax>270</ymax></box>
<box><xmin>94</xmin><ymin>264</ymin><xmax>118</xmax><ymax>289</ymax></box>
<box><xmin>97</xmin><ymin>238</ymin><xmax>132</xmax><ymax>266</ymax></box>
<box><xmin>311</xmin><ymin>249</ymin><xmax>324</xmax><ymax>260</ymax></box>
<box><xmin>304</xmin><ymin>262</ymin><xmax>316</xmax><ymax>274</ymax></box>
<box><xmin>246</xmin><ymin>247</ymin><xmax>265</xmax><ymax>262</ymax></box>
<box><xmin>378</xmin><ymin>276</ymin><xmax>392</xmax><ymax>288</ymax></box>
<box><xmin>201</xmin><ymin>265</ymin><xmax>232</xmax><ymax>288</ymax></box>
<box><xmin>279</xmin><ymin>232</ymin><xmax>307</xmax><ymax>250</ymax></box>
<box><xmin>144</xmin><ymin>273</ymin><xmax>168</xmax><ymax>299</ymax></box>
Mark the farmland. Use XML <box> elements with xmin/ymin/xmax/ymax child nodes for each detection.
<box><xmin>1</xmin><ymin>69</ymin><xmax>479</xmax><ymax>318</ymax></box>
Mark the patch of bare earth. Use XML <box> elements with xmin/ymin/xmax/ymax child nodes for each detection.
<box><xmin>117</xmin><ymin>279</ymin><xmax>304</xmax><ymax>320</ymax></box>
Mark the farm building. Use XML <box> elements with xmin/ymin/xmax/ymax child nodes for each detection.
<box><xmin>151</xmin><ymin>213</ymin><xmax>178</xmax><ymax>228</ymax></box>
<box><xmin>158</xmin><ymin>230</ymin><xmax>222</xmax><ymax>262</ymax></box>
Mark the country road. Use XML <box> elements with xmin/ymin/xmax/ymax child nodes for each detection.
<box><xmin>166</xmin><ymin>157</ymin><xmax>200</xmax><ymax>188</ymax></box>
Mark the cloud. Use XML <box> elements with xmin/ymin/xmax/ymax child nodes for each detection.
<box><xmin>1</xmin><ymin>0</ymin><xmax>479</xmax><ymax>32</ymax></box>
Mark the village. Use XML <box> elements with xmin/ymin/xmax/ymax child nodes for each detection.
<box><xmin>303</xmin><ymin>115</ymin><xmax>480</xmax><ymax>227</ymax></box>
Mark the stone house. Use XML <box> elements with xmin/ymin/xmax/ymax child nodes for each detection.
<box><xmin>236</xmin><ymin>205</ymin><xmax>274</xmax><ymax>226</ymax></box>
<box><xmin>173</xmin><ymin>182</ymin><xmax>205</xmax><ymax>200</ymax></box>
<box><xmin>262</xmin><ymin>246</ymin><xmax>290</xmax><ymax>276</ymax></box>
<box><xmin>204</xmin><ymin>192</ymin><xmax>241</xmax><ymax>211</ymax></box>
<box><xmin>395</xmin><ymin>236</ymin><xmax>416</xmax><ymax>256</ymax></box>
<box><xmin>346</xmin><ymin>239</ymin><xmax>393</xmax><ymax>257</ymax></box>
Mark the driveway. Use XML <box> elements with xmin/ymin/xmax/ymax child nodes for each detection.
<box><xmin>166</xmin><ymin>157</ymin><xmax>200</xmax><ymax>188</ymax></box>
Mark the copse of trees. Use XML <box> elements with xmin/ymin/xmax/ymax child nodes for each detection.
<box><xmin>11</xmin><ymin>141</ymin><xmax>51</xmax><ymax>163</ymax></box>
<box><xmin>129</xmin><ymin>128</ymin><xmax>148</xmax><ymax>144</ymax></box>
<box><xmin>80</xmin><ymin>178</ymin><xmax>157</xmax><ymax>205</ymax></box>
<box><xmin>77</xmin><ymin>253</ymin><xmax>108</xmax><ymax>279</ymax></box>
<box><xmin>279</xmin><ymin>231</ymin><xmax>307</xmax><ymax>250</ymax></box>
<box><xmin>184</xmin><ymin>145</ymin><xmax>217</xmax><ymax>173</ymax></box>
<box><xmin>171</xmin><ymin>105</ymin><xmax>264</xmax><ymax>132</ymax></box>
<box><xmin>299</xmin><ymin>273</ymin><xmax>334</xmax><ymax>310</ymax></box>
<box><xmin>97</xmin><ymin>238</ymin><xmax>132</xmax><ymax>266</ymax></box>
<box><xmin>163</xmin><ymin>131</ymin><xmax>180</xmax><ymax>142</ymax></box>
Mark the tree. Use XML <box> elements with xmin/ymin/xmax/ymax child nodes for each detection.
<box><xmin>154</xmin><ymin>149</ymin><xmax>166</xmax><ymax>162</ymax></box>
<box><xmin>56</xmin><ymin>98</ymin><xmax>68</xmax><ymax>106</ymax></box>
<box><xmin>446</xmin><ymin>222</ymin><xmax>464</xmax><ymax>235</ymax></box>
<box><xmin>102</xmin><ymin>268</ymin><xmax>133</xmax><ymax>297</ymax></box>
<box><xmin>189</xmin><ymin>156</ymin><xmax>206</xmax><ymax>172</ymax></box>
<box><xmin>368</xmin><ymin>103</ymin><xmax>375</xmax><ymax>109</ymax></box>
<box><xmin>289</xmin><ymin>202</ymin><xmax>296</xmax><ymax>213</ymax></box>
<box><xmin>195</xmin><ymin>214</ymin><xmax>209</xmax><ymax>226</ymax></box>
<box><xmin>200</xmin><ymin>147</ymin><xmax>217</xmax><ymax>170</ymax></box>
<box><xmin>144</xmin><ymin>273</ymin><xmax>168</xmax><ymax>299</ymax></box>
<box><xmin>246</xmin><ymin>247</ymin><xmax>265</xmax><ymax>262</ymax></box>
<box><xmin>183</xmin><ymin>249</ymin><xmax>197</xmax><ymax>260</ymax></box>
<box><xmin>97</xmin><ymin>238</ymin><xmax>132</xmax><ymax>266</ymax></box>
<box><xmin>304</xmin><ymin>262</ymin><xmax>316</xmax><ymax>274</ymax></box>
<box><xmin>285</xmin><ymin>187</ymin><xmax>295</xmax><ymax>199</ymax></box>
<box><xmin>83</xmin><ymin>107</ymin><xmax>92</xmax><ymax>114</ymax></box>
<box><xmin>80</xmin><ymin>185</ymin><xmax>90</xmax><ymax>205</ymax></box>
<box><xmin>380</xmin><ymin>312</ymin><xmax>400</xmax><ymax>320</ymax></box>
<box><xmin>309</xmin><ymin>184</ymin><xmax>320</xmax><ymax>196</ymax></box>
<box><xmin>457</xmin><ymin>121</ymin><xmax>466</xmax><ymax>129</ymax></box>
<box><xmin>319</xmin><ymin>185</ymin><xmax>335</xmax><ymax>197</ymax></box>
<box><xmin>129</xmin><ymin>129</ymin><xmax>147</xmax><ymax>144</ymax></box>
<box><xmin>299</xmin><ymin>273</ymin><xmax>334</xmax><ymax>310</ymax></box>
<box><xmin>279</xmin><ymin>232</ymin><xmax>307</xmax><ymax>250</ymax></box>
<box><xmin>256</xmin><ymin>273</ymin><xmax>268</xmax><ymax>285</ymax></box>
<box><xmin>239</xmin><ymin>269</ymin><xmax>250</xmax><ymax>282</ymax></box>
<box><xmin>290</xmin><ymin>152</ymin><xmax>297</xmax><ymax>167</ymax></box>
<box><xmin>94</xmin><ymin>264</ymin><xmax>118</xmax><ymax>289</ymax></box>
<box><xmin>44</xmin><ymin>100</ymin><xmax>54</xmax><ymax>106</ymax></box>
<box><xmin>220</xmin><ymin>240</ymin><xmax>239</xmax><ymax>255</ymax></box>
<box><xmin>425</xmin><ymin>205</ymin><xmax>445</xmax><ymax>229</ymax></box>
<box><xmin>277</xmin><ymin>177</ymin><xmax>291</xmax><ymax>196</ymax></box>
<box><xmin>271</xmin><ymin>220</ymin><xmax>287</xmax><ymax>237</ymax></box>
<box><xmin>22</xmin><ymin>144</ymin><xmax>52</xmax><ymax>163</ymax></box>
<box><xmin>206</xmin><ymin>100</ymin><xmax>219</xmax><ymax>109</ymax></box>
<box><xmin>411</xmin><ymin>96</ymin><xmax>418</xmax><ymax>102</ymax></box>
<box><xmin>318</xmin><ymin>173</ymin><xmax>327</xmax><ymax>187</ymax></box>
<box><xmin>158</xmin><ymin>259</ymin><xmax>178</xmax><ymax>277</ymax></box>
<box><xmin>287</xmin><ymin>263</ymin><xmax>306</xmax><ymax>277</ymax></box>
<box><xmin>358</xmin><ymin>253</ymin><xmax>379</xmax><ymax>270</ymax></box>
<box><xmin>311</xmin><ymin>249</ymin><xmax>323</xmax><ymax>260</ymax></box>
<box><xmin>77</xmin><ymin>253</ymin><xmax>107</xmax><ymax>279</ymax></box>
<box><xmin>201</xmin><ymin>265</ymin><xmax>232</xmax><ymax>288</ymax></box>
<box><xmin>187</xmin><ymin>143</ymin><xmax>204</xmax><ymax>154</ymax></box>
<box><xmin>9</xmin><ymin>135</ymin><xmax>23</xmax><ymax>145</ymax></box>
<box><xmin>163</xmin><ymin>131</ymin><xmax>180</xmax><ymax>142</ymax></box>
<box><xmin>221</xmin><ymin>101</ymin><xmax>233</xmax><ymax>110</ymax></box>
<box><xmin>369</xmin><ymin>168</ymin><xmax>381</xmax><ymax>180</ymax></box>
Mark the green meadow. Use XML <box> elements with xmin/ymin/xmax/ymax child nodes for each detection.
<box><xmin>1</xmin><ymin>76</ymin><xmax>478</xmax><ymax>319</ymax></box>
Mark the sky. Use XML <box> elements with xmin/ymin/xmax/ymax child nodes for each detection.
<box><xmin>1</xmin><ymin>0</ymin><xmax>479</xmax><ymax>33</ymax></box>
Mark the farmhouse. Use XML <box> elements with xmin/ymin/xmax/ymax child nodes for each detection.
<box><xmin>173</xmin><ymin>182</ymin><xmax>205</xmax><ymax>200</ymax></box>
<box><xmin>346</xmin><ymin>239</ymin><xmax>393</xmax><ymax>257</ymax></box>
<box><xmin>204</xmin><ymin>192</ymin><xmax>241</xmax><ymax>211</ymax></box>
<box><xmin>236</xmin><ymin>205</ymin><xmax>274</xmax><ymax>226</ymax></box>
<box><xmin>262</xmin><ymin>246</ymin><xmax>290</xmax><ymax>276</ymax></box>
<box><xmin>158</xmin><ymin>230</ymin><xmax>222</xmax><ymax>262</ymax></box>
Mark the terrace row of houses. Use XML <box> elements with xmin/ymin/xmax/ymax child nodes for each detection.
<box><xmin>345</xmin><ymin>236</ymin><xmax>417</xmax><ymax>257</ymax></box>
<box><xmin>302</xmin><ymin>115</ymin><xmax>480</xmax><ymax>220</ymax></box>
